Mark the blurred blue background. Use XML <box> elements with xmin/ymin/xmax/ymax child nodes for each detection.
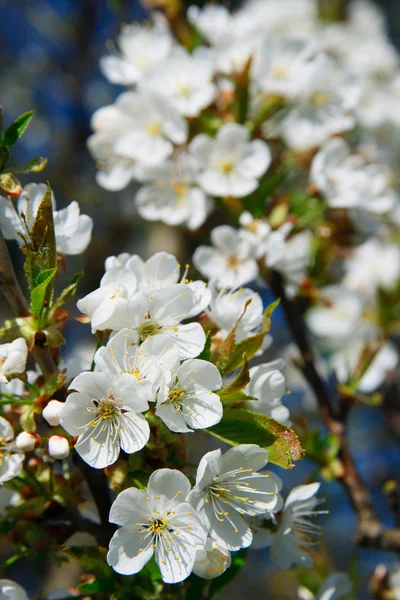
<box><xmin>1</xmin><ymin>1</ymin><xmax>400</xmax><ymax>598</ymax></box>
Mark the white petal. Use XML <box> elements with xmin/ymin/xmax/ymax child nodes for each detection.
<box><xmin>147</xmin><ymin>469</ymin><xmax>191</xmax><ymax>505</ymax></box>
<box><xmin>107</xmin><ymin>526</ymin><xmax>153</xmax><ymax>575</ymax></box>
<box><xmin>220</xmin><ymin>444</ymin><xmax>269</xmax><ymax>475</ymax></box>
<box><xmin>109</xmin><ymin>487</ymin><xmax>149</xmax><ymax>526</ymax></box>
<box><xmin>119</xmin><ymin>412</ymin><xmax>150</xmax><ymax>454</ymax></box>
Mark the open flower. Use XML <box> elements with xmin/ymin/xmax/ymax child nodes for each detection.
<box><xmin>279</xmin><ymin>54</ymin><xmax>360</xmax><ymax>151</ymax></box>
<box><xmin>125</xmin><ymin>287</ymin><xmax>206</xmax><ymax>359</ymax></box>
<box><xmin>269</xmin><ymin>483</ymin><xmax>323</xmax><ymax>569</ymax></box>
<box><xmin>193</xmin><ymin>225</ymin><xmax>258</xmax><ymax>289</ymax></box>
<box><xmin>105</xmin><ymin>251</ymin><xmax>211</xmax><ymax>316</ymax></box>
<box><xmin>107</xmin><ymin>469</ymin><xmax>207</xmax><ymax>583</ymax></box>
<box><xmin>142</xmin><ymin>47</ymin><xmax>216</xmax><ymax>117</ymax></box>
<box><xmin>91</xmin><ymin>91</ymin><xmax>187</xmax><ymax>167</ymax></box>
<box><xmin>60</xmin><ymin>372</ymin><xmax>150</xmax><ymax>469</ymax></box>
<box><xmin>209</xmin><ymin>286</ymin><xmax>264</xmax><ymax>343</ymax></box>
<box><xmin>0</xmin><ymin>417</ymin><xmax>24</xmax><ymax>483</ymax></box>
<box><xmin>156</xmin><ymin>358</ymin><xmax>223</xmax><ymax>433</ymax></box>
<box><xmin>135</xmin><ymin>153</ymin><xmax>209</xmax><ymax>230</ymax></box>
<box><xmin>188</xmin><ymin>445</ymin><xmax>281</xmax><ymax>551</ymax></box>
<box><xmin>311</xmin><ymin>137</ymin><xmax>396</xmax><ymax>214</ymax></box>
<box><xmin>0</xmin><ymin>183</ymin><xmax>92</xmax><ymax>255</ymax></box>
<box><xmin>190</xmin><ymin>123</ymin><xmax>271</xmax><ymax>198</ymax></box>
<box><xmin>95</xmin><ymin>330</ymin><xmax>180</xmax><ymax>405</ymax></box>
<box><xmin>100</xmin><ymin>20</ymin><xmax>172</xmax><ymax>86</ymax></box>
<box><xmin>193</xmin><ymin>537</ymin><xmax>231</xmax><ymax>579</ymax></box>
<box><xmin>0</xmin><ymin>339</ymin><xmax>28</xmax><ymax>383</ymax></box>
<box><xmin>245</xmin><ymin>361</ymin><xmax>290</xmax><ymax>426</ymax></box>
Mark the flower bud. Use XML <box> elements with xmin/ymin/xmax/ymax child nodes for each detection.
<box><xmin>15</xmin><ymin>431</ymin><xmax>37</xmax><ymax>452</ymax></box>
<box><xmin>48</xmin><ymin>435</ymin><xmax>70</xmax><ymax>460</ymax></box>
<box><xmin>42</xmin><ymin>400</ymin><xmax>64</xmax><ymax>426</ymax></box>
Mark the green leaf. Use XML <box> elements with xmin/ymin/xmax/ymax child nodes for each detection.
<box><xmin>30</xmin><ymin>267</ymin><xmax>57</xmax><ymax>318</ymax></box>
<box><xmin>9</xmin><ymin>155</ymin><xmax>47</xmax><ymax>174</ymax></box>
<box><xmin>52</xmin><ymin>271</ymin><xmax>83</xmax><ymax>310</ymax></box>
<box><xmin>196</xmin><ymin>330</ymin><xmax>211</xmax><ymax>361</ymax></box>
<box><xmin>1</xmin><ymin>110</ymin><xmax>34</xmax><ymax>148</ymax></box>
<box><xmin>206</xmin><ymin>408</ymin><xmax>304</xmax><ymax>469</ymax></box>
<box><xmin>0</xmin><ymin>173</ymin><xmax>22</xmax><ymax>196</ymax></box>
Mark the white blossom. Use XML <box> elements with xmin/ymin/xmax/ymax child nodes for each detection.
<box><xmin>142</xmin><ymin>47</ymin><xmax>216</xmax><ymax>118</ymax></box>
<box><xmin>245</xmin><ymin>361</ymin><xmax>290</xmax><ymax>426</ymax></box>
<box><xmin>100</xmin><ymin>20</ymin><xmax>172</xmax><ymax>86</ymax></box>
<box><xmin>135</xmin><ymin>153</ymin><xmax>210</xmax><ymax>230</ymax></box>
<box><xmin>0</xmin><ymin>417</ymin><xmax>24</xmax><ymax>483</ymax></box>
<box><xmin>156</xmin><ymin>358</ymin><xmax>223</xmax><ymax>433</ymax></box>
<box><xmin>91</xmin><ymin>91</ymin><xmax>187</xmax><ymax>167</ymax></box>
<box><xmin>343</xmin><ymin>239</ymin><xmax>400</xmax><ymax>296</ymax></box>
<box><xmin>279</xmin><ymin>54</ymin><xmax>360</xmax><ymax>151</ymax></box>
<box><xmin>193</xmin><ymin>537</ymin><xmax>231</xmax><ymax>579</ymax></box>
<box><xmin>107</xmin><ymin>469</ymin><xmax>207</xmax><ymax>583</ymax></box>
<box><xmin>298</xmin><ymin>572</ymin><xmax>352</xmax><ymax>600</ymax></box>
<box><xmin>87</xmin><ymin>131</ymin><xmax>138</xmax><ymax>191</ymax></box>
<box><xmin>0</xmin><ymin>339</ymin><xmax>27</xmax><ymax>383</ymax></box>
<box><xmin>190</xmin><ymin>124</ymin><xmax>271</xmax><ymax>198</ymax></box>
<box><xmin>60</xmin><ymin>371</ymin><xmax>150</xmax><ymax>468</ymax></box>
<box><xmin>120</xmin><ymin>286</ymin><xmax>206</xmax><ymax>359</ymax></box>
<box><xmin>269</xmin><ymin>483</ymin><xmax>323</xmax><ymax>569</ymax></box>
<box><xmin>209</xmin><ymin>286</ymin><xmax>264</xmax><ymax>343</ymax></box>
<box><xmin>0</xmin><ymin>580</ymin><xmax>29</xmax><ymax>600</ymax></box>
<box><xmin>0</xmin><ymin>183</ymin><xmax>92</xmax><ymax>255</ymax></box>
<box><xmin>252</xmin><ymin>39</ymin><xmax>313</xmax><ymax>100</ymax></box>
<box><xmin>193</xmin><ymin>225</ymin><xmax>258</xmax><ymax>289</ymax></box>
<box><xmin>48</xmin><ymin>435</ymin><xmax>70</xmax><ymax>460</ymax></box>
<box><xmin>94</xmin><ymin>330</ymin><xmax>180</xmax><ymax>405</ymax></box>
<box><xmin>306</xmin><ymin>285</ymin><xmax>368</xmax><ymax>350</ymax></box>
<box><xmin>188</xmin><ymin>445</ymin><xmax>281</xmax><ymax>551</ymax></box>
<box><xmin>187</xmin><ymin>5</ymin><xmax>233</xmax><ymax>46</ymax></box>
<box><xmin>311</xmin><ymin>138</ymin><xmax>397</xmax><ymax>214</ymax></box>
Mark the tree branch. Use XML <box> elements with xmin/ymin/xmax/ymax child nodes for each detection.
<box><xmin>270</xmin><ymin>270</ymin><xmax>400</xmax><ymax>553</ymax></box>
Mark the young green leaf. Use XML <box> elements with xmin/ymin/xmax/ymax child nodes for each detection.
<box><xmin>206</xmin><ymin>407</ymin><xmax>304</xmax><ymax>469</ymax></box>
<box><xmin>30</xmin><ymin>267</ymin><xmax>57</xmax><ymax>318</ymax></box>
<box><xmin>1</xmin><ymin>110</ymin><xmax>34</xmax><ymax>148</ymax></box>
<box><xmin>9</xmin><ymin>155</ymin><xmax>47</xmax><ymax>174</ymax></box>
<box><xmin>0</xmin><ymin>173</ymin><xmax>22</xmax><ymax>196</ymax></box>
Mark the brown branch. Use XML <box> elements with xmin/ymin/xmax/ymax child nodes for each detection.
<box><xmin>270</xmin><ymin>270</ymin><xmax>400</xmax><ymax>553</ymax></box>
<box><xmin>0</xmin><ymin>231</ymin><xmax>57</xmax><ymax>375</ymax></box>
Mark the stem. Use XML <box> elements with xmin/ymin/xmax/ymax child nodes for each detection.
<box><xmin>270</xmin><ymin>270</ymin><xmax>400</xmax><ymax>553</ymax></box>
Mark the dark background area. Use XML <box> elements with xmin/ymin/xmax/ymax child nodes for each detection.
<box><xmin>1</xmin><ymin>1</ymin><xmax>400</xmax><ymax>598</ymax></box>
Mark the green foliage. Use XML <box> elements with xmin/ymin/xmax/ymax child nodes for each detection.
<box><xmin>196</xmin><ymin>330</ymin><xmax>211</xmax><ymax>360</ymax></box>
<box><xmin>206</xmin><ymin>407</ymin><xmax>304</xmax><ymax>469</ymax></box>
<box><xmin>217</xmin><ymin>356</ymin><xmax>257</xmax><ymax>404</ymax></box>
<box><xmin>1</xmin><ymin>110</ymin><xmax>34</xmax><ymax>149</ymax></box>
<box><xmin>30</xmin><ymin>267</ymin><xmax>58</xmax><ymax>318</ymax></box>
<box><xmin>8</xmin><ymin>155</ymin><xmax>47</xmax><ymax>174</ymax></box>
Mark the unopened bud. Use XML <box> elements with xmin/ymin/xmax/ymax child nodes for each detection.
<box><xmin>48</xmin><ymin>435</ymin><xmax>70</xmax><ymax>460</ymax></box>
<box><xmin>16</xmin><ymin>431</ymin><xmax>37</xmax><ymax>452</ymax></box>
<box><xmin>42</xmin><ymin>400</ymin><xmax>64</xmax><ymax>426</ymax></box>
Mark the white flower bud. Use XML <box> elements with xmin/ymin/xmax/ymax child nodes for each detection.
<box><xmin>42</xmin><ymin>400</ymin><xmax>64</xmax><ymax>426</ymax></box>
<box><xmin>15</xmin><ymin>431</ymin><xmax>37</xmax><ymax>452</ymax></box>
<box><xmin>48</xmin><ymin>435</ymin><xmax>70</xmax><ymax>460</ymax></box>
